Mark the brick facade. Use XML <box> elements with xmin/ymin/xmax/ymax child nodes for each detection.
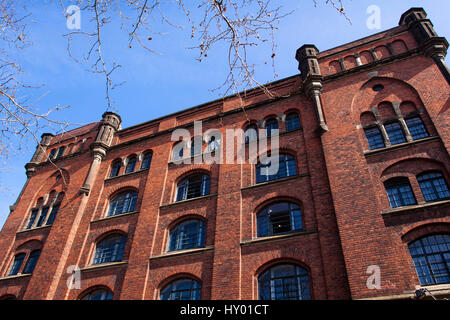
<box><xmin>0</xmin><ymin>7</ymin><xmax>449</xmax><ymax>300</ymax></box>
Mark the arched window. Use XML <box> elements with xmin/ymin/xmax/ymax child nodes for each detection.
<box><xmin>125</xmin><ymin>156</ymin><xmax>137</xmax><ymax>174</ymax></box>
<box><xmin>258</xmin><ymin>264</ymin><xmax>311</xmax><ymax>300</ymax></box>
<box><xmin>257</xmin><ymin>202</ymin><xmax>303</xmax><ymax>237</ymax></box>
<box><xmin>46</xmin><ymin>192</ymin><xmax>64</xmax><ymax>226</ymax></box>
<box><xmin>81</xmin><ymin>289</ymin><xmax>113</xmax><ymax>300</ymax></box>
<box><xmin>384</xmin><ymin>121</ymin><xmax>406</xmax><ymax>145</ymax></box>
<box><xmin>8</xmin><ymin>253</ymin><xmax>26</xmax><ymax>276</ymax></box>
<box><xmin>141</xmin><ymin>152</ymin><xmax>153</xmax><ymax>170</ymax></box>
<box><xmin>110</xmin><ymin>160</ymin><xmax>122</xmax><ymax>177</ymax></box>
<box><xmin>405</xmin><ymin>116</ymin><xmax>429</xmax><ymax>140</ymax></box>
<box><xmin>256</xmin><ymin>154</ymin><xmax>296</xmax><ymax>184</ymax></box>
<box><xmin>108</xmin><ymin>191</ymin><xmax>138</xmax><ymax>217</ymax></box>
<box><xmin>49</xmin><ymin>148</ymin><xmax>57</xmax><ymax>160</ymax></box>
<box><xmin>208</xmin><ymin>136</ymin><xmax>220</xmax><ymax>152</ymax></box>
<box><xmin>244</xmin><ymin>124</ymin><xmax>258</xmax><ymax>143</ymax></box>
<box><xmin>23</xmin><ymin>250</ymin><xmax>41</xmax><ymax>274</ymax></box>
<box><xmin>176</xmin><ymin>174</ymin><xmax>210</xmax><ymax>202</ymax></box>
<box><xmin>384</xmin><ymin>177</ymin><xmax>416</xmax><ymax>208</ymax></box>
<box><xmin>160</xmin><ymin>278</ymin><xmax>201</xmax><ymax>300</ymax></box>
<box><xmin>265</xmin><ymin>118</ymin><xmax>278</xmax><ymax>137</ymax></box>
<box><xmin>55</xmin><ymin>146</ymin><xmax>66</xmax><ymax>159</ymax></box>
<box><xmin>364</xmin><ymin>126</ymin><xmax>385</xmax><ymax>150</ymax></box>
<box><xmin>172</xmin><ymin>141</ymin><xmax>187</xmax><ymax>161</ymax></box>
<box><xmin>285</xmin><ymin>113</ymin><xmax>301</xmax><ymax>131</ymax></box>
<box><xmin>191</xmin><ymin>137</ymin><xmax>202</xmax><ymax>156</ymax></box>
<box><xmin>408</xmin><ymin>234</ymin><xmax>450</xmax><ymax>286</ymax></box>
<box><xmin>417</xmin><ymin>172</ymin><xmax>450</xmax><ymax>202</ymax></box>
<box><xmin>168</xmin><ymin>220</ymin><xmax>206</xmax><ymax>252</ymax></box>
<box><xmin>92</xmin><ymin>234</ymin><xmax>127</xmax><ymax>265</ymax></box>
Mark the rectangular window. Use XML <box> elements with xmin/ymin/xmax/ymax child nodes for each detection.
<box><xmin>364</xmin><ymin>127</ymin><xmax>385</xmax><ymax>150</ymax></box>
<box><xmin>46</xmin><ymin>205</ymin><xmax>60</xmax><ymax>226</ymax></box>
<box><xmin>384</xmin><ymin>122</ymin><xmax>406</xmax><ymax>145</ymax></box>
<box><xmin>385</xmin><ymin>180</ymin><xmax>416</xmax><ymax>208</ymax></box>
<box><xmin>8</xmin><ymin>253</ymin><xmax>25</xmax><ymax>276</ymax></box>
<box><xmin>55</xmin><ymin>146</ymin><xmax>66</xmax><ymax>159</ymax></box>
<box><xmin>26</xmin><ymin>209</ymin><xmax>39</xmax><ymax>229</ymax></box>
<box><xmin>36</xmin><ymin>207</ymin><xmax>49</xmax><ymax>227</ymax></box>
<box><xmin>405</xmin><ymin>117</ymin><xmax>429</xmax><ymax>140</ymax></box>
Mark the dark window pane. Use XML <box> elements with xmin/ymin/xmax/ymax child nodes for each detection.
<box><xmin>55</xmin><ymin>146</ymin><xmax>66</xmax><ymax>159</ymax></box>
<box><xmin>110</xmin><ymin>161</ymin><xmax>121</xmax><ymax>177</ymax></box>
<box><xmin>286</xmin><ymin>113</ymin><xmax>301</xmax><ymax>131</ymax></box>
<box><xmin>417</xmin><ymin>172</ymin><xmax>450</xmax><ymax>202</ymax></box>
<box><xmin>36</xmin><ymin>207</ymin><xmax>49</xmax><ymax>227</ymax></box>
<box><xmin>49</xmin><ymin>149</ymin><xmax>56</xmax><ymax>159</ymax></box>
<box><xmin>23</xmin><ymin>250</ymin><xmax>41</xmax><ymax>274</ymax></box>
<box><xmin>256</xmin><ymin>154</ymin><xmax>296</xmax><ymax>183</ymax></box>
<box><xmin>160</xmin><ymin>279</ymin><xmax>201</xmax><ymax>300</ymax></box>
<box><xmin>257</xmin><ymin>202</ymin><xmax>302</xmax><ymax>237</ymax></box>
<box><xmin>408</xmin><ymin>234</ymin><xmax>450</xmax><ymax>286</ymax></box>
<box><xmin>258</xmin><ymin>264</ymin><xmax>311</xmax><ymax>300</ymax></box>
<box><xmin>385</xmin><ymin>122</ymin><xmax>406</xmax><ymax>145</ymax></box>
<box><xmin>385</xmin><ymin>178</ymin><xmax>416</xmax><ymax>208</ymax></box>
<box><xmin>125</xmin><ymin>157</ymin><xmax>136</xmax><ymax>173</ymax></box>
<box><xmin>82</xmin><ymin>289</ymin><xmax>113</xmax><ymax>300</ymax></box>
<box><xmin>245</xmin><ymin>125</ymin><xmax>258</xmax><ymax>143</ymax></box>
<box><xmin>8</xmin><ymin>253</ymin><xmax>26</xmax><ymax>276</ymax></box>
<box><xmin>26</xmin><ymin>209</ymin><xmax>39</xmax><ymax>229</ymax></box>
<box><xmin>364</xmin><ymin>127</ymin><xmax>385</xmax><ymax>150</ymax></box>
<box><xmin>141</xmin><ymin>153</ymin><xmax>152</xmax><ymax>169</ymax></box>
<box><xmin>46</xmin><ymin>204</ymin><xmax>60</xmax><ymax>226</ymax></box>
<box><xmin>176</xmin><ymin>175</ymin><xmax>210</xmax><ymax>201</ymax></box>
<box><xmin>265</xmin><ymin>119</ymin><xmax>278</xmax><ymax>137</ymax></box>
<box><xmin>405</xmin><ymin>117</ymin><xmax>429</xmax><ymax>140</ymax></box>
<box><xmin>93</xmin><ymin>234</ymin><xmax>126</xmax><ymax>265</ymax></box>
<box><xmin>169</xmin><ymin>220</ymin><xmax>206</xmax><ymax>251</ymax></box>
<box><xmin>108</xmin><ymin>191</ymin><xmax>138</xmax><ymax>216</ymax></box>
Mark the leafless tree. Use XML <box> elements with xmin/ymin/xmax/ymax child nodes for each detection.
<box><xmin>0</xmin><ymin>0</ymin><xmax>348</xmax><ymax>162</ymax></box>
<box><xmin>0</xmin><ymin>1</ymin><xmax>72</xmax><ymax>161</ymax></box>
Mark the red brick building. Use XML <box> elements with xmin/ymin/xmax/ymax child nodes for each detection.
<box><xmin>0</xmin><ymin>7</ymin><xmax>449</xmax><ymax>300</ymax></box>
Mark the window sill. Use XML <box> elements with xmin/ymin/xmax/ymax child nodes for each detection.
<box><xmin>105</xmin><ymin>168</ymin><xmax>149</xmax><ymax>182</ymax></box>
<box><xmin>363</xmin><ymin>136</ymin><xmax>440</xmax><ymax>157</ymax></box>
<box><xmin>16</xmin><ymin>225</ymin><xmax>51</xmax><ymax>235</ymax></box>
<box><xmin>168</xmin><ymin>150</ymin><xmax>219</xmax><ymax>166</ymax></box>
<box><xmin>241</xmin><ymin>174</ymin><xmax>309</xmax><ymax>191</ymax></box>
<box><xmin>90</xmin><ymin>211</ymin><xmax>139</xmax><ymax>224</ymax></box>
<box><xmin>240</xmin><ymin>230</ymin><xmax>317</xmax><ymax>247</ymax></box>
<box><xmin>366</xmin><ymin>283</ymin><xmax>450</xmax><ymax>300</ymax></box>
<box><xmin>242</xmin><ymin>127</ymin><xmax>303</xmax><ymax>145</ymax></box>
<box><xmin>81</xmin><ymin>261</ymin><xmax>128</xmax><ymax>273</ymax></box>
<box><xmin>0</xmin><ymin>273</ymin><xmax>32</xmax><ymax>281</ymax></box>
<box><xmin>150</xmin><ymin>246</ymin><xmax>214</xmax><ymax>261</ymax></box>
<box><xmin>381</xmin><ymin>199</ymin><xmax>450</xmax><ymax>216</ymax></box>
<box><xmin>160</xmin><ymin>194</ymin><xmax>218</xmax><ymax>210</ymax></box>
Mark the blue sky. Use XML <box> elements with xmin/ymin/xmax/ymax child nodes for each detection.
<box><xmin>1</xmin><ymin>0</ymin><xmax>449</xmax><ymax>229</ymax></box>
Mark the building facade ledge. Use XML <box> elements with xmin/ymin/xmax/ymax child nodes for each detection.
<box><xmin>363</xmin><ymin>136</ymin><xmax>441</xmax><ymax>157</ymax></box>
<box><xmin>16</xmin><ymin>224</ymin><xmax>51</xmax><ymax>235</ymax></box>
<box><xmin>149</xmin><ymin>246</ymin><xmax>214</xmax><ymax>261</ymax></box>
<box><xmin>90</xmin><ymin>211</ymin><xmax>139</xmax><ymax>224</ymax></box>
<box><xmin>80</xmin><ymin>261</ymin><xmax>128</xmax><ymax>273</ymax></box>
<box><xmin>160</xmin><ymin>194</ymin><xmax>218</xmax><ymax>210</ymax></box>
<box><xmin>0</xmin><ymin>273</ymin><xmax>32</xmax><ymax>282</ymax></box>
<box><xmin>382</xmin><ymin>199</ymin><xmax>450</xmax><ymax>217</ymax></box>
<box><xmin>104</xmin><ymin>168</ymin><xmax>149</xmax><ymax>182</ymax></box>
<box><xmin>240</xmin><ymin>229</ymin><xmax>318</xmax><ymax>247</ymax></box>
<box><xmin>241</xmin><ymin>174</ymin><xmax>309</xmax><ymax>192</ymax></box>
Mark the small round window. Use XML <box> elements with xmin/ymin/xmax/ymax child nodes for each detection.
<box><xmin>372</xmin><ymin>84</ymin><xmax>384</xmax><ymax>92</ymax></box>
